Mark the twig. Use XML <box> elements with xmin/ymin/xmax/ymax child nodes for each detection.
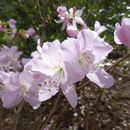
<box><xmin>40</xmin><ymin>91</ymin><xmax>62</xmax><ymax>130</ymax></box>
<box><xmin>13</xmin><ymin>101</ymin><xmax>24</xmax><ymax>130</ymax></box>
<box><xmin>106</xmin><ymin>52</ymin><xmax>130</xmax><ymax>71</ymax></box>
<box><xmin>50</xmin><ymin>103</ymin><xmax>69</xmax><ymax>129</ymax></box>
<box><xmin>36</xmin><ymin>0</ymin><xmax>44</xmax><ymax>22</ymax></box>
<box><xmin>77</xmin><ymin>52</ymin><xmax>130</xmax><ymax>90</ymax></box>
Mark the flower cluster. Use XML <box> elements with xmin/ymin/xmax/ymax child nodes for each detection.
<box><xmin>0</xmin><ymin>19</ymin><xmax>35</xmax><ymax>39</ymax></box>
<box><xmin>57</xmin><ymin>6</ymin><xmax>87</xmax><ymax>38</ymax></box>
<box><xmin>0</xmin><ymin>27</ymin><xmax>114</xmax><ymax>109</ymax></box>
<box><xmin>57</xmin><ymin>6</ymin><xmax>107</xmax><ymax>38</ymax></box>
<box><xmin>0</xmin><ymin>45</ymin><xmax>23</xmax><ymax>71</ymax></box>
<box><xmin>0</xmin><ymin>6</ymin><xmax>129</xmax><ymax>111</ymax></box>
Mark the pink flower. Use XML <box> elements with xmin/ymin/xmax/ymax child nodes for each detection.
<box><xmin>0</xmin><ymin>71</ymin><xmax>42</xmax><ymax>109</ymax></box>
<box><xmin>57</xmin><ymin>6</ymin><xmax>68</xmax><ymax>30</ymax></box>
<box><xmin>22</xmin><ymin>28</ymin><xmax>35</xmax><ymax>39</ymax></box>
<box><xmin>0</xmin><ymin>45</ymin><xmax>22</xmax><ymax>71</ymax></box>
<box><xmin>61</xmin><ymin>29</ymin><xmax>114</xmax><ymax>88</ymax></box>
<box><xmin>10</xmin><ymin>28</ymin><xmax>17</xmax><ymax>39</ymax></box>
<box><xmin>70</xmin><ymin>7</ymin><xmax>86</xmax><ymax>27</ymax></box>
<box><xmin>0</xmin><ymin>71</ymin><xmax>13</xmax><ymax>99</ymax></box>
<box><xmin>57</xmin><ymin>6</ymin><xmax>86</xmax><ymax>31</ymax></box>
<box><xmin>114</xmin><ymin>18</ymin><xmax>130</xmax><ymax>48</ymax></box>
<box><xmin>7</xmin><ymin>19</ymin><xmax>17</xmax><ymax>39</ymax></box>
<box><xmin>25</xmin><ymin>40</ymin><xmax>84</xmax><ymax>108</ymax></box>
<box><xmin>8</xmin><ymin>19</ymin><xmax>16</xmax><ymax>29</ymax></box>
<box><xmin>22</xmin><ymin>34</ymin><xmax>30</xmax><ymax>39</ymax></box>
<box><xmin>0</xmin><ymin>26</ymin><xmax>6</xmax><ymax>32</ymax></box>
<box><xmin>26</xmin><ymin>28</ymin><xmax>35</xmax><ymax>36</ymax></box>
<box><xmin>57</xmin><ymin>6</ymin><xmax>67</xmax><ymax>19</ymax></box>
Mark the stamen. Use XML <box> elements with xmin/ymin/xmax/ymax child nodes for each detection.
<box><xmin>39</xmin><ymin>67</ymin><xmax>64</xmax><ymax>93</ymax></box>
<box><xmin>19</xmin><ymin>84</ymin><xmax>29</xmax><ymax>97</ymax></box>
<box><xmin>78</xmin><ymin>51</ymin><xmax>95</xmax><ymax>72</ymax></box>
<box><xmin>0</xmin><ymin>83</ymin><xmax>4</xmax><ymax>90</ymax></box>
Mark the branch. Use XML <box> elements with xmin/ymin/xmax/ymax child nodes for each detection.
<box><xmin>36</xmin><ymin>0</ymin><xmax>44</xmax><ymax>22</ymax></box>
<box><xmin>40</xmin><ymin>91</ymin><xmax>62</xmax><ymax>129</ymax></box>
<box><xmin>13</xmin><ymin>101</ymin><xmax>24</xmax><ymax>130</ymax></box>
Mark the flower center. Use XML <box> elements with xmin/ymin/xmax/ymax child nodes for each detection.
<box><xmin>78</xmin><ymin>51</ymin><xmax>94</xmax><ymax>73</ymax></box>
<box><xmin>0</xmin><ymin>83</ymin><xmax>4</xmax><ymax>90</ymax></box>
<box><xmin>20</xmin><ymin>84</ymin><xmax>29</xmax><ymax>97</ymax></box>
<box><xmin>39</xmin><ymin>67</ymin><xmax>64</xmax><ymax>93</ymax></box>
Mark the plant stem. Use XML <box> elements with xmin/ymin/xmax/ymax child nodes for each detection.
<box><xmin>40</xmin><ymin>91</ymin><xmax>62</xmax><ymax>130</ymax></box>
<box><xmin>13</xmin><ymin>102</ymin><xmax>24</xmax><ymax>130</ymax></box>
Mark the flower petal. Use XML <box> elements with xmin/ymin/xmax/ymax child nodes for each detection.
<box><xmin>61</xmin><ymin>84</ymin><xmax>77</xmax><ymax>108</ymax></box>
<box><xmin>25</xmin><ymin>92</ymin><xmax>41</xmax><ymax>109</ymax></box>
<box><xmin>86</xmin><ymin>69</ymin><xmax>114</xmax><ymax>88</ymax></box>
<box><xmin>75</xmin><ymin>16</ymin><xmax>85</xmax><ymax>25</ymax></box>
<box><xmin>66</xmin><ymin>24</ymin><xmax>79</xmax><ymax>38</ymax></box>
<box><xmin>38</xmin><ymin>86</ymin><xmax>59</xmax><ymax>102</ymax></box>
<box><xmin>60</xmin><ymin>39</ymin><xmax>85</xmax><ymax>83</ymax></box>
<box><xmin>2</xmin><ymin>90</ymin><xmax>22</xmax><ymax>109</ymax></box>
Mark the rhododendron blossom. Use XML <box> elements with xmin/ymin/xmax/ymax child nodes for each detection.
<box><xmin>0</xmin><ymin>6</ymin><xmax>118</xmax><ymax>111</ymax></box>
<box><xmin>25</xmin><ymin>40</ymin><xmax>84</xmax><ymax>108</ymax></box>
<box><xmin>57</xmin><ymin>6</ymin><xmax>86</xmax><ymax>38</ymax></box>
<box><xmin>114</xmin><ymin>18</ymin><xmax>130</xmax><ymax>48</ymax></box>
<box><xmin>7</xmin><ymin>19</ymin><xmax>17</xmax><ymax>39</ymax></box>
<box><xmin>0</xmin><ymin>71</ymin><xmax>41</xmax><ymax>109</ymax></box>
<box><xmin>0</xmin><ymin>19</ymin><xmax>35</xmax><ymax>40</ymax></box>
<box><xmin>0</xmin><ymin>45</ymin><xmax>22</xmax><ymax>71</ymax></box>
<box><xmin>22</xmin><ymin>28</ymin><xmax>35</xmax><ymax>39</ymax></box>
<box><xmin>8</xmin><ymin>19</ymin><xmax>16</xmax><ymax>29</ymax></box>
<box><xmin>61</xmin><ymin>29</ymin><xmax>114</xmax><ymax>88</ymax></box>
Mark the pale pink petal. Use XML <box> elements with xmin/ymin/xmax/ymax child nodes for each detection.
<box><xmin>86</xmin><ymin>69</ymin><xmax>114</xmax><ymax>88</ymax></box>
<box><xmin>93</xmin><ymin>38</ymin><xmax>113</xmax><ymax>63</ymax></box>
<box><xmin>2</xmin><ymin>90</ymin><xmax>22</xmax><ymax>109</ymax></box>
<box><xmin>37</xmin><ymin>39</ymin><xmax>42</xmax><ymax>54</ymax></box>
<box><xmin>61</xmin><ymin>20</ymin><xmax>68</xmax><ymax>30</ymax></box>
<box><xmin>75</xmin><ymin>8</ymin><xmax>85</xmax><ymax>17</ymax></box>
<box><xmin>27</xmin><ymin>28</ymin><xmax>35</xmax><ymax>36</ymax></box>
<box><xmin>122</xmin><ymin>18</ymin><xmax>130</xmax><ymax>26</ymax></box>
<box><xmin>77</xmin><ymin>29</ymin><xmax>98</xmax><ymax>51</ymax></box>
<box><xmin>94</xmin><ymin>21</ymin><xmax>107</xmax><ymax>35</ymax></box>
<box><xmin>19</xmin><ymin>71</ymin><xmax>33</xmax><ymax>87</ymax></box>
<box><xmin>8</xmin><ymin>19</ymin><xmax>16</xmax><ymax>29</ymax></box>
<box><xmin>66</xmin><ymin>25</ymin><xmax>79</xmax><ymax>38</ymax></box>
<box><xmin>25</xmin><ymin>92</ymin><xmax>41</xmax><ymax>109</ymax></box>
<box><xmin>25</xmin><ymin>56</ymin><xmax>53</xmax><ymax>75</ymax></box>
<box><xmin>75</xmin><ymin>16</ymin><xmax>85</xmax><ymax>25</ymax></box>
<box><xmin>41</xmin><ymin>40</ymin><xmax>61</xmax><ymax>65</ymax></box>
<box><xmin>114</xmin><ymin>23</ymin><xmax>123</xmax><ymax>45</ymax></box>
<box><xmin>61</xmin><ymin>84</ymin><xmax>77</xmax><ymax>108</ymax></box>
<box><xmin>57</xmin><ymin>6</ymin><xmax>67</xmax><ymax>18</ymax></box>
<box><xmin>61</xmin><ymin>38</ymin><xmax>78</xmax><ymax>56</ymax></box>
<box><xmin>60</xmin><ymin>39</ymin><xmax>85</xmax><ymax>83</ymax></box>
<box><xmin>38</xmin><ymin>86</ymin><xmax>60</xmax><ymax>101</ymax></box>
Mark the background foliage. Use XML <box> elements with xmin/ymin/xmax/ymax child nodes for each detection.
<box><xmin>0</xmin><ymin>0</ymin><xmax>130</xmax><ymax>57</ymax></box>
